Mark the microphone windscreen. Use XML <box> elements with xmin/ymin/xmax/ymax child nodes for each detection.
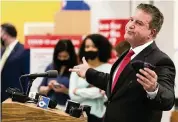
<box><xmin>131</xmin><ymin>60</ymin><xmax>156</xmax><ymax>73</ymax></box>
<box><xmin>48</xmin><ymin>99</ymin><xmax>57</xmax><ymax>109</ymax></box>
<box><xmin>46</xmin><ymin>70</ymin><xmax>58</xmax><ymax>78</ymax></box>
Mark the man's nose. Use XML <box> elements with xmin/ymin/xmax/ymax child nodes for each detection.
<box><xmin>128</xmin><ymin>22</ymin><xmax>135</xmax><ymax>29</ymax></box>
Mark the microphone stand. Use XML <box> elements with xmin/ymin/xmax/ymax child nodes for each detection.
<box><xmin>26</xmin><ymin>77</ymin><xmax>36</xmax><ymax>96</ymax></box>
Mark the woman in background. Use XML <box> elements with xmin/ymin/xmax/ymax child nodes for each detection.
<box><xmin>69</xmin><ymin>34</ymin><xmax>112</xmax><ymax>122</ymax></box>
<box><xmin>39</xmin><ymin>39</ymin><xmax>78</xmax><ymax>109</ymax></box>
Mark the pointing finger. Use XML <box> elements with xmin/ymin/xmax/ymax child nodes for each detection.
<box><xmin>82</xmin><ymin>57</ymin><xmax>87</xmax><ymax>64</ymax></box>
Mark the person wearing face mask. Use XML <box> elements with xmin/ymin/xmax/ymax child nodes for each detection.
<box><xmin>1</xmin><ymin>23</ymin><xmax>30</xmax><ymax>102</ymax></box>
<box><xmin>69</xmin><ymin>34</ymin><xmax>112</xmax><ymax>122</ymax></box>
<box><xmin>38</xmin><ymin>39</ymin><xmax>78</xmax><ymax>109</ymax></box>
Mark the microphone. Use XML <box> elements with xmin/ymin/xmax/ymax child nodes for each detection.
<box><xmin>20</xmin><ymin>70</ymin><xmax>58</xmax><ymax>97</ymax></box>
<box><xmin>131</xmin><ymin>60</ymin><xmax>156</xmax><ymax>73</ymax></box>
<box><xmin>28</xmin><ymin>92</ymin><xmax>57</xmax><ymax>109</ymax></box>
<box><xmin>21</xmin><ymin>70</ymin><xmax>58</xmax><ymax>78</ymax></box>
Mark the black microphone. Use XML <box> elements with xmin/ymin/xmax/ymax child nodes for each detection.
<box><xmin>20</xmin><ymin>70</ymin><xmax>58</xmax><ymax>97</ymax></box>
<box><xmin>21</xmin><ymin>70</ymin><xmax>58</xmax><ymax>78</ymax></box>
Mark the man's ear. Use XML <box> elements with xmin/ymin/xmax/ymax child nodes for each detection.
<box><xmin>149</xmin><ymin>29</ymin><xmax>157</xmax><ymax>38</ymax></box>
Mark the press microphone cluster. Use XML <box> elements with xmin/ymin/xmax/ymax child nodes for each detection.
<box><xmin>6</xmin><ymin>70</ymin><xmax>58</xmax><ymax>104</ymax></box>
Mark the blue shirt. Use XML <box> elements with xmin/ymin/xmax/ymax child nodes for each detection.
<box><xmin>39</xmin><ymin>63</ymin><xmax>70</xmax><ymax>105</ymax></box>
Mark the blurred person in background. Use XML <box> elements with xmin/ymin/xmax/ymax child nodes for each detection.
<box><xmin>115</xmin><ymin>40</ymin><xmax>130</xmax><ymax>57</ymax></box>
<box><xmin>69</xmin><ymin>34</ymin><xmax>112</xmax><ymax>122</ymax></box>
<box><xmin>38</xmin><ymin>39</ymin><xmax>78</xmax><ymax>109</ymax></box>
<box><xmin>1</xmin><ymin>23</ymin><xmax>30</xmax><ymax>102</ymax></box>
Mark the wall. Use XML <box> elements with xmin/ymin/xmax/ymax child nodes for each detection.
<box><xmin>154</xmin><ymin>1</ymin><xmax>177</xmax><ymax>122</ymax></box>
<box><xmin>87</xmin><ymin>0</ymin><xmax>131</xmax><ymax>33</ymax></box>
<box><xmin>1</xmin><ymin>1</ymin><xmax>61</xmax><ymax>43</ymax></box>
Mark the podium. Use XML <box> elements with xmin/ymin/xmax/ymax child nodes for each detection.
<box><xmin>170</xmin><ymin>110</ymin><xmax>178</xmax><ymax>122</ymax></box>
<box><xmin>2</xmin><ymin>99</ymin><xmax>87</xmax><ymax>122</ymax></box>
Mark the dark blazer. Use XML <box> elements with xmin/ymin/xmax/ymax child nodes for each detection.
<box><xmin>85</xmin><ymin>42</ymin><xmax>175</xmax><ymax>122</ymax></box>
<box><xmin>1</xmin><ymin>42</ymin><xmax>30</xmax><ymax>102</ymax></box>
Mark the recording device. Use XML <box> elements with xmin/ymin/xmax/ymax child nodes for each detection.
<box><xmin>21</xmin><ymin>70</ymin><xmax>58</xmax><ymax>79</ymax></box>
<box><xmin>6</xmin><ymin>70</ymin><xmax>58</xmax><ymax>103</ymax></box>
<box><xmin>131</xmin><ymin>60</ymin><xmax>156</xmax><ymax>73</ymax></box>
<box><xmin>65</xmin><ymin>100</ymin><xmax>80</xmax><ymax>114</ymax></box>
<box><xmin>65</xmin><ymin>100</ymin><xmax>91</xmax><ymax>118</ymax></box>
<box><xmin>6</xmin><ymin>87</ymin><xmax>29</xmax><ymax>103</ymax></box>
<box><xmin>69</xmin><ymin>107</ymin><xmax>83</xmax><ymax>118</ymax></box>
<box><xmin>28</xmin><ymin>92</ymin><xmax>57</xmax><ymax>109</ymax></box>
<box><xmin>37</xmin><ymin>96</ymin><xmax>50</xmax><ymax>109</ymax></box>
<box><xmin>69</xmin><ymin>105</ymin><xmax>91</xmax><ymax>118</ymax></box>
<box><xmin>48</xmin><ymin>98</ymin><xmax>57</xmax><ymax>109</ymax></box>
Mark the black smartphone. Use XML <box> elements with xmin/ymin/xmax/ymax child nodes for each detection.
<box><xmin>131</xmin><ymin>60</ymin><xmax>156</xmax><ymax>73</ymax></box>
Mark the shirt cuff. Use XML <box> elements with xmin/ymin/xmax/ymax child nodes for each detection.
<box><xmin>146</xmin><ymin>84</ymin><xmax>159</xmax><ymax>99</ymax></box>
<box><xmin>75</xmin><ymin>88</ymin><xmax>80</xmax><ymax>96</ymax></box>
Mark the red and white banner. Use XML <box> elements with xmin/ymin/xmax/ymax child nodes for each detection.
<box><xmin>99</xmin><ymin>19</ymin><xmax>129</xmax><ymax>64</ymax></box>
<box><xmin>25</xmin><ymin>35</ymin><xmax>82</xmax><ymax>49</ymax></box>
<box><xmin>99</xmin><ymin>19</ymin><xmax>129</xmax><ymax>46</ymax></box>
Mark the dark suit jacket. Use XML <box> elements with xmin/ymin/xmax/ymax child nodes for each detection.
<box><xmin>1</xmin><ymin>42</ymin><xmax>30</xmax><ymax>102</ymax></box>
<box><xmin>85</xmin><ymin>42</ymin><xmax>175</xmax><ymax>122</ymax></box>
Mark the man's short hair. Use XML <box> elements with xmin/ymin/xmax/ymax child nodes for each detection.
<box><xmin>1</xmin><ymin>23</ymin><xmax>17</xmax><ymax>38</ymax></box>
<box><xmin>137</xmin><ymin>3</ymin><xmax>164</xmax><ymax>37</ymax></box>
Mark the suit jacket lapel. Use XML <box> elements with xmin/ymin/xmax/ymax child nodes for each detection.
<box><xmin>109</xmin><ymin>41</ymin><xmax>158</xmax><ymax>99</ymax></box>
<box><xmin>107</xmin><ymin>50</ymin><xmax>129</xmax><ymax>97</ymax></box>
<box><xmin>4</xmin><ymin>42</ymin><xmax>19</xmax><ymax>65</ymax></box>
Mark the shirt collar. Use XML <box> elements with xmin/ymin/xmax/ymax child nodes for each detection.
<box><xmin>8</xmin><ymin>39</ymin><xmax>18</xmax><ymax>50</ymax></box>
<box><xmin>131</xmin><ymin>40</ymin><xmax>153</xmax><ymax>55</ymax></box>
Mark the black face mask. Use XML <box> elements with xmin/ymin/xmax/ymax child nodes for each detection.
<box><xmin>1</xmin><ymin>38</ymin><xmax>5</xmax><ymax>46</ymax></box>
<box><xmin>56</xmin><ymin>59</ymin><xmax>70</xmax><ymax>66</ymax></box>
<box><xmin>84</xmin><ymin>51</ymin><xmax>98</xmax><ymax>60</ymax></box>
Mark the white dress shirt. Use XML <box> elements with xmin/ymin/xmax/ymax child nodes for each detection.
<box><xmin>131</xmin><ymin>41</ymin><xmax>158</xmax><ymax>99</ymax></box>
<box><xmin>113</xmin><ymin>40</ymin><xmax>158</xmax><ymax>99</ymax></box>
<box><xmin>0</xmin><ymin>40</ymin><xmax>18</xmax><ymax>72</ymax></box>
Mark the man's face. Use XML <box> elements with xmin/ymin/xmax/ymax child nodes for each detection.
<box><xmin>124</xmin><ymin>9</ymin><xmax>154</xmax><ymax>47</ymax></box>
<box><xmin>0</xmin><ymin>28</ymin><xmax>8</xmax><ymax>46</ymax></box>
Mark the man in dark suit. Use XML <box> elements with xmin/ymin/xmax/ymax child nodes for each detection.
<box><xmin>1</xmin><ymin>23</ymin><xmax>30</xmax><ymax>102</ymax></box>
<box><xmin>69</xmin><ymin>3</ymin><xmax>176</xmax><ymax>122</ymax></box>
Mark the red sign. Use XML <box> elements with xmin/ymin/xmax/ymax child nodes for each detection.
<box><xmin>25</xmin><ymin>35</ymin><xmax>82</xmax><ymax>49</ymax></box>
<box><xmin>99</xmin><ymin>19</ymin><xmax>129</xmax><ymax>64</ymax></box>
<box><xmin>99</xmin><ymin>19</ymin><xmax>128</xmax><ymax>46</ymax></box>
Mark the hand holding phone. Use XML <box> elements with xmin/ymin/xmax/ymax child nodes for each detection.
<box><xmin>52</xmin><ymin>83</ymin><xmax>68</xmax><ymax>93</ymax></box>
<box><xmin>53</xmin><ymin>83</ymin><xmax>62</xmax><ymax>88</ymax></box>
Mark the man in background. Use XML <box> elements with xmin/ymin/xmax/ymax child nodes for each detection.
<box><xmin>1</xmin><ymin>23</ymin><xmax>30</xmax><ymax>102</ymax></box>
